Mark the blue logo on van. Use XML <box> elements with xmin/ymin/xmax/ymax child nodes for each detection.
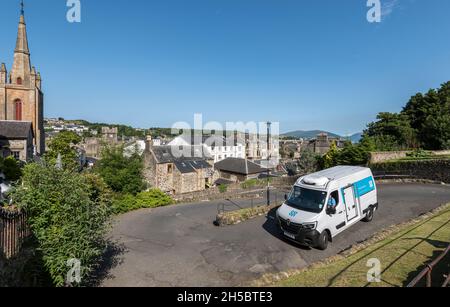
<box><xmin>289</xmin><ymin>210</ymin><xmax>298</xmax><ymax>218</ymax></box>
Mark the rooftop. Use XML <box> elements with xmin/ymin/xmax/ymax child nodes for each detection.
<box><xmin>0</xmin><ymin>121</ymin><xmax>33</xmax><ymax>139</ymax></box>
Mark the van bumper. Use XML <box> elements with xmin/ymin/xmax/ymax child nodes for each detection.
<box><xmin>278</xmin><ymin>223</ymin><xmax>321</xmax><ymax>247</ymax></box>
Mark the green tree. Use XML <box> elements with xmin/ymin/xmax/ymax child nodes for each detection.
<box><xmin>95</xmin><ymin>145</ymin><xmax>146</xmax><ymax>195</ymax></box>
<box><xmin>10</xmin><ymin>163</ymin><xmax>112</xmax><ymax>287</ymax></box>
<box><xmin>365</xmin><ymin>112</ymin><xmax>417</xmax><ymax>150</ymax></box>
<box><xmin>0</xmin><ymin>156</ymin><xmax>22</xmax><ymax>181</ymax></box>
<box><xmin>297</xmin><ymin>149</ymin><xmax>319</xmax><ymax>174</ymax></box>
<box><xmin>45</xmin><ymin>131</ymin><xmax>82</xmax><ymax>170</ymax></box>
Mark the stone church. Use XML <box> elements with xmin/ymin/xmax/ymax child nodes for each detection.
<box><xmin>0</xmin><ymin>4</ymin><xmax>45</xmax><ymax>155</ymax></box>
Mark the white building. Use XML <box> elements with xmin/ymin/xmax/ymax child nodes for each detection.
<box><xmin>168</xmin><ymin>135</ymin><xmax>246</xmax><ymax>163</ymax></box>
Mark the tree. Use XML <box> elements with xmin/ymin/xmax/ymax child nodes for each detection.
<box><xmin>45</xmin><ymin>131</ymin><xmax>82</xmax><ymax>170</ymax></box>
<box><xmin>319</xmin><ymin>142</ymin><xmax>339</xmax><ymax>169</ymax></box>
<box><xmin>365</xmin><ymin>112</ymin><xmax>417</xmax><ymax>150</ymax></box>
<box><xmin>297</xmin><ymin>149</ymin><xmax>319</xmax><ymax>174</ymax></box>
<box><xmin>95</xmin><ymin>145</ymin><xmax>146</xmax><ymax>195</ymax></box>
<box><xmin>0</xmin><ymin>156</ymin><xmax>22</xmax><ymax>181</ymax></box>
<box><xmin>10</xmin><ymin>163</ymin><xmax>112</xmax><ymax>287</ymax></box>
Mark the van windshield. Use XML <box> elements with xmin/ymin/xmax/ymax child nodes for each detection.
<box><xmin>286</xmin><ymin>186</ymin><xmax>328</xmax><ymax>214</ymax></box>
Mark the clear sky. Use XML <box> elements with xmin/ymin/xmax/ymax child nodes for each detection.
<box><xmin>1</xmin><ymin>0</ymin><xmax>449</xmax><ymax>135</ymax></box>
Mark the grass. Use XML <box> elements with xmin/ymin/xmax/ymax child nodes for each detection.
<box><xmin>258</xmin><ymin>203</ymin><xmax>450</xmax><ymax>287</ymax></box>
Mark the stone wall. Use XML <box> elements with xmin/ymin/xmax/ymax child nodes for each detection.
<box><xmin>371</xmin><ymin>159</ymin><xmax>450</xmax><ymax>183</ymax></box>
<box><xmin>370</xmin><ymin>150</ymin><xmax>450</xmax><ymax>164</ymax></box>
<box><xmin>173</xmin><ymin>175</ymin><xmax>300</xmax><ymax>203</ymax></box>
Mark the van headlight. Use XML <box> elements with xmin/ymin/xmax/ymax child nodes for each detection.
<box><xmin>301</xmin><ymin>222</ymin><xmax>317</xmax><ymax>230</ymax></box>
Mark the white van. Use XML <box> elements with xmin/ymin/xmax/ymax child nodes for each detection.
<box><xmin>276</xmin><ymin>166</ymin><xmax>378</xmax><ymax>250</ymax></box>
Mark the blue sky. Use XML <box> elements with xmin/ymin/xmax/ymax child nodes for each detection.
<box><xmin>1</xmin><ymin>0</ymin><xmax>449</xmax><ymax>135</ymax></box>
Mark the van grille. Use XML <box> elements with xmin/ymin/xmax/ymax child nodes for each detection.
<box><xmin>279</xmin><ymin>218</ymin><xmax>302</xmax><ymax>235</ymax></box>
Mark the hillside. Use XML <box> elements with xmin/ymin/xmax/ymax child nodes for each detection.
<box><xmin>282</xmin><ymin>130</ymin><xmax>341</xmax><ymax>139</ymax></box>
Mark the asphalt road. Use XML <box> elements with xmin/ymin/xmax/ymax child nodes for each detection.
<box><xmin>101</xmin><ymin>183</ymin><xmax>450</xmax><ymax>287</ymax></box>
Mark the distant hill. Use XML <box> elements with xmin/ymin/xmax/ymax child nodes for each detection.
<box><xmin>282</xmin><ymin>130</ymin><xmax>341</xmax><ymax>139</ymax></box>
<box><xmin>348</xmin><ymin>132</ymin><xmax>363</xmax><ymax>143</ymax></box>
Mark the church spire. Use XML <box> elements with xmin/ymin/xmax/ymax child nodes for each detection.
<box><xmin>15</xmin><ymin>0</ymin><xmax>29</xmax><ymax>55</ymax></box>
<box><xmin>11</xmin><ymin>0</ymin><xmax>31</xmax><ymax>85</ymax></box>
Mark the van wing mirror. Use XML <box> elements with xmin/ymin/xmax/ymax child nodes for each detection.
<box><xmin>284</xmin><ymin>194</ymin><xmax>288</xmax><ymax>201</ymax></box>
<box><xmin>327</xmin><ymin>206</ymin><xmax>337</xmax><ymax>215</ymax></box>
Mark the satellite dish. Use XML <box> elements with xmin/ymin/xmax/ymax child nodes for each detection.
<box><xmin>303</xmin><ymin>176</ymin><xmax>329</xmax><ymax>186</ymax></box>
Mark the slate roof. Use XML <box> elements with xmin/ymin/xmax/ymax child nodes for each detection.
<box><xmin>214</xmin><ymin>158</ymin><xmax>268</xmax><ymax>175</ymax></box>
<box><xmin>151</xmin><ymin>145</ymin><xmax>213</xmax><ymax>174</ymax></box>
<box><xmin>0</xmin><ymin>121</ymin><xmax>33</xmax><ymax>140</ymax></box>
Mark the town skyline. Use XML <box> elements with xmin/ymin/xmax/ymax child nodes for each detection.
<box><xmin>1</xmin><ymin>0</ymin><xmax>449</xmax><ymax>136</ymax></box>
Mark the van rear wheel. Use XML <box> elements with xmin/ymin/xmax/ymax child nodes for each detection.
<box><xmin>316</xmin><ymin>231</ymin><xmax>329</xmax><ymax>251</ymax></box>
<box><xmin>363</xmin><ymin>207</ymin><xmax>374</xmax><ymax>222</ymax></box>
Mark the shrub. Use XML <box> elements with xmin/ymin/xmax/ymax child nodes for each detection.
<box><xmin>95</xmin><ymin>145</ymin><xmax>146</xmax><ymax>195</ymax></box>
<box><xmin>241</xmin><ymin>178</ymin><xmax>270</xmax><ymax>189</ymax></box>
<box><xmin>10</xmin><ymin>163</ymin><xmax>112</xmax><ymax>287</ymax></box>
<box><xmin>218</xmin><ymin>184</ymin><xmax>228</xmax><ymax>193</ymax></box>
<box><xmin>111</xmin><ymin>189</ymin><xmax>173</xmax><ymax>214</ymax></box>
<box><xmin>0</xmin><ymin>156</ymin><xmax>22</xmax><ymax>181</ymax></box>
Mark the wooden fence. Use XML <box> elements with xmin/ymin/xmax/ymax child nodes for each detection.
<box><xmin>0</xmin><ymin>207</ymin><xmax>30</xmax><ymax>259</ymax></box>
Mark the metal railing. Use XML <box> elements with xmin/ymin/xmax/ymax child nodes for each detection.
<box><xmin>407</xmin><ymin>245</ymin><xmax>450</xmax><ymax>287</ymax></box>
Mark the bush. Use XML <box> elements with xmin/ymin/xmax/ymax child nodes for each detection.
<box><xmin>95</xmin><ymin>145</ymin><xmax>146</xmax><ymax>195</ymax></box>
<box><xmin>218</xmin><ymin>184</ymin><xmax>228</xmax><ymax>193</ymax></box>
<box><xmin>241</xmin><ymin>178</ymin><xmax>270</xmax><ymax>189</ymax></box>
<box><xmin>0</xmin><ymin>156</ymin><xmax>22</xmax><ymax>181</ymax></box>
<box><xmin>10</xmin><ymin>163</ymin><xmax>112</xmax><ymax>287</ymax></box>
<box><xmin>112</xmin><ymin>189</ymin><xmax>173</xmax><ymax>214</ymax></box>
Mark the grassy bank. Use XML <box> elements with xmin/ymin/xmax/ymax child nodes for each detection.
<box><xmin>257</xmin><ymin>203</ymin><xmax>450</xmax><ymax>287</ymax></box>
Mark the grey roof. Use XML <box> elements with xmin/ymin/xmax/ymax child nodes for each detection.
<box><xmin>151</xmin><ymin>146</ymin><xmax>213</xmax><ymax>173</ymax></box>
<box><xmin>0</xmin><ymin>121</ymin><xmax>33</xmax><ymax>139</ymax></box>
<box><xmin>214</xmin><ymin>158</ymin><xmax>268</xmax><ymax>175</ymax></box>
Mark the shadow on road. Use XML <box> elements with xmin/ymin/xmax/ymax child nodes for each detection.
<box><xmin>88</xmin><ymin>241</ymin><xmax>127</xmax><ymax>287</ymax></box>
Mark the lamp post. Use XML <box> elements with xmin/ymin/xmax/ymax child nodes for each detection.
<box><xmin>267</xmin><ymin>122</ymin><xmax>271</xmax><ymax>206</ymax></box>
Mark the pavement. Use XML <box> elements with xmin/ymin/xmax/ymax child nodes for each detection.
<box><xmin>101</xmin><ymin>183</ymin><xmax>450</xmax><ymax>287</ymax></box>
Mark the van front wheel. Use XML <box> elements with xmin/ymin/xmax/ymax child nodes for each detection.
<box><xmin>316</xmin><ymin>231</ymin><xmax>329</xmax><ymax>251</ymax></box>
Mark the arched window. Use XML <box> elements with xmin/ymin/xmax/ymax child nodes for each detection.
<box><xmin>14</xmin><ymin>99</ymin><xmax>22</xmax><ymax>121</ymax></box>
<box><xmin>16</xmin><ymin>77</ymin><xmax>23</xmax><ymax>85</ymax></box>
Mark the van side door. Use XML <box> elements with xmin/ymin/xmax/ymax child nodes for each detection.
<box><xmin>327</xmin><ymin>190</ymin><xmax>347</xmax><ymax>235</ymax></box>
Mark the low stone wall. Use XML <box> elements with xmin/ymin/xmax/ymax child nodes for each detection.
<box><xmin>215</xmin><ymin>204</ymin><xmax>279</xmax><ymax>227</ymax></box>
<box><xmin>173</xmin><ymin>176</ymin><xmax>300</xmax><ymax>203</ymax></box>
<box><xmin>371</xmin><ymin>159</ymin><xmax>450</xmax><ymax>183</ymax></box>
<box><xmin>370</xmin><ymin>150</ymin><xmax>450</xmax><ymax>164</ymax></box>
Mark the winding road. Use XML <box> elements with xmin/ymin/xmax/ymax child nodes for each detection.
<box><xmin>101</xmin><ymin>183</ymin><xmax>450</xmax><ymax>287</ymax></box>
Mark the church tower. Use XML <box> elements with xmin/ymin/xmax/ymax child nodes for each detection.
<box><xmin>0</xmin><ymin>1</ymin><xmax>45</xmax><ymax>154</ymax></box>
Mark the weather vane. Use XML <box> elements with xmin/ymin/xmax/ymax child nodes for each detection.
<box><xmin>20</xmin><ymin>0</ymin><xmax>24</xmax><ymax>15</ymax></box>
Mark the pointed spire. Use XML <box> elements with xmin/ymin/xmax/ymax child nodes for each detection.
<box><xmin>0</xmin><ymin>63</ymin><xmax>6</xmax><ymax>72</ymax></box>
<box><xmin>15</xmin><ymin>0</ymin><xmax>29</xmax><ymax>55</ymax></box>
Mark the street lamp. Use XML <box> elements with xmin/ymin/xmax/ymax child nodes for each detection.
<box><xmin>267</xmin><ymin>122</ymin><xmax>271</xmax><ymax>206</ymax></box>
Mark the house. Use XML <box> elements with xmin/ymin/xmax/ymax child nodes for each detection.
<box><xmin>168</xmin><ymin>134</ymin><xmax>246</xmax><ymax>163</ymax></box>
<box><xmin>0</xmin><ymin>121</ymin><xmax>34</xmax><ymax>161</ymax></box>
<box><xmin>144</xmin><ymin>141</ymin><xmax>215</xmax><ymax>195</ymax></box>
<box><xmin>214</xmin><ymin>157</ymin><xmax>268</xmax><ymax>183</ymax></box>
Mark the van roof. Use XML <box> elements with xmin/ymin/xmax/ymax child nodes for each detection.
<box><xmin>297</xmin><ymin>166</ymin><xmax>369</xmax><ymax>186</ymax></box>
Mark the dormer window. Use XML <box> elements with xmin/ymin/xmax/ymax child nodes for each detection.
<box><xmin>17</xmin><ymin>77</ymin><xmax>22</xmax><ymax>85</ymax></box>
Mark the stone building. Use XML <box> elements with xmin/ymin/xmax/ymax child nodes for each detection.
<box><xmin>0</xmin><ymin>6</ymin><xmax>44</xmax><ymax>155</ymax></box>
<box><xmin>0</xmin><ymin>121</ymin><xmax>34</xmax><ymax>162</ymax></box>
<box><xmin>144</xmin><ymin>138</ymin><xmax>214</xmax><ymax>195</ymax></box>
<box><xmin>214</xmin><ymin>157</ymin><xmax>267</xmax><ymax>183</ymax></box>
<box><xmin>82</xmin><ymin>127</ymin><xmax>120</xmax><ymax>158</ymax></box>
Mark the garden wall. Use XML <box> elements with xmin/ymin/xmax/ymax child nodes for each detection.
<box><xmin>370</xmin><ymin>150</ymin><xmax>450</xmax><ymax>164</ymax></box>
<box><xmin>370</xmin><ymin>159</ymin><xmax>450</xmax><ymax>183</ymax></box>
<box><xmin>173</xmin><ymin>176</ymin><xmax>300</xmax><ymax>203</ymax></box>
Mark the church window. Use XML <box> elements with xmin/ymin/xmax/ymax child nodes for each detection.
<box><xmin>14</xmin><ymin>99</ymin><xmax>23</xmax><ymax>121</ymax></box>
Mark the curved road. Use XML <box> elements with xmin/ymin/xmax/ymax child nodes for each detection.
<box><xmin>101</xmin><ymin>183</ymin><xmax>450</xmax><ymax>287</ymax></box>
